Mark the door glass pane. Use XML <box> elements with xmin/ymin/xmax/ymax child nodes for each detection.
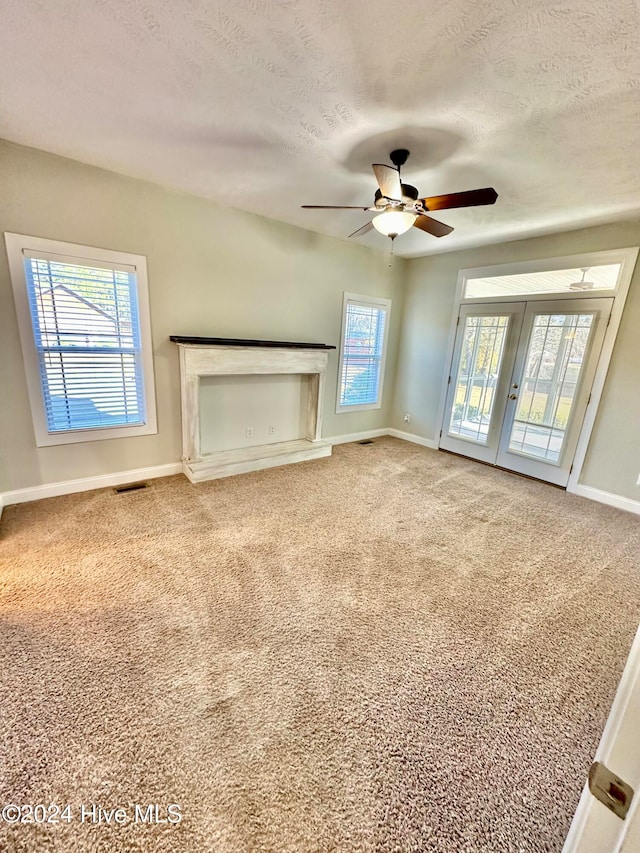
<box><xmin>448</xmin><ymin>315</ymin><xmax>509</xmax><ymax>444</ymax></box>
<box><xmin>508</xmin><ymin>313</ymin><xmax>594</xmax><ymax>462</ymax></box>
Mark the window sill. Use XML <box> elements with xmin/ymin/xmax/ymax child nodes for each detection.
<box><xmin>336</xmin><ymin>402</ymin><xmax>382</xmax><ymax>414</ymax></box>
<box><xmin>34</xmin><ymin>421</ymin><xmax>157</xmax><ymax>447</ymax></box>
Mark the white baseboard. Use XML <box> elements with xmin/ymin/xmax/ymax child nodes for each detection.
<box><xmin>568</xmin><ymin>483</ymin><xmax>640</xmax><ymax>516</ymax></box>
<box><xmin>327</xmin><ymin>428</ymin><xmax>438</xmax><ymax>449</ymax></box>
<box><xmin>386</xmin><ymin>428</ymin><xmax>438</xmax><ymax>449</ymax></box>
<box><xmin>326</xmin><ymin>428</ymin><xmax>389</xmax><ymax>446</ymax></box>
<box><xmin>0</xmin><ymin>462</ymin><xmax>183</xmax><ymax>507</ymax></box>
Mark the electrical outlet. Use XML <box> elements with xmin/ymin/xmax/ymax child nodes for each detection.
<box><xmin>637</xmin><ymin>472</ymin><xmax>640</xmax><ymax>486</ymax></box>
<box><xmin>268</xmin><ymin>425</ymin><xmax>276</xmax><ymax>435</ymax></box>
<box><xmin>246</xmin><ymin>427</ymin><xmax>254</xmax><ymax>438</ymax></box>
<box><xmin>403</xmin><ymin>413</ymin><xmax>411</xmax><ymax>423</ymax></box>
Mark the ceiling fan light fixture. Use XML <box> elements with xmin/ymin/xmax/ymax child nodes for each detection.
<box><xmin>372</xmin><ymin>209</ymin><xmax>416</xmax><ymax>237</ymax></box>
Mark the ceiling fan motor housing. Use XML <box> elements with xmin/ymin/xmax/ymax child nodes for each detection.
<box><xmin>374</xmin><ymin>183</ymin><xmax>419</xmax><ymax>209</ymax></box>
<box><xmin>401</xmin><ymin>183</ymin><xmax>418</xmax><ymax>201</ymax></box>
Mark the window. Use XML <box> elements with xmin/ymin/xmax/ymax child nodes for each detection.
<box><xmin>336</xmin><ymin>292</ymin><xmax>391</xmax><ymax>412</ymax></box>
<box><xmin>461</xmin><ymin>250</ymin><xmax>629</xmax><ymax>300</ymax></box>
<box><xmin>5</xmin><ymin>233</ymin><xmax>157</xmax><ymax>446</ymax></box>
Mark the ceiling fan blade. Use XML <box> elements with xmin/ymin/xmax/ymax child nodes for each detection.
<box><xmin>420</xmin><ymin>187</ymin><xmax>498</xmax><ymax>211</ymax></box>
<box><xmin>413</xmin><ymin>214</ymin><xmax>454</xmax><ymax>238</ymax></box>
<box><xmin>301</xmin><ymin>205</ymin><xmax>371</xmax><ymax>209</ymax></box>
<box><xmin>348</xmin><ymin>221</ymin><xmax>374</xmax><ymax>239</ymax></box>
<box><xmin>372</xmin><ymin>164</ymin><xmax>402</xmax><ymax>200</ymax></box>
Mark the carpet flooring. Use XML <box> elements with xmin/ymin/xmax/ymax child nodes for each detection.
<box><xmin>1</xmin><ymin>437</ymin><xmax>639</xmax><ymax>853</ymax></box>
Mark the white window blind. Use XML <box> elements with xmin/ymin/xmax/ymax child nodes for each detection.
<box><xmin>23</xmin><ymin>252</ymin><xmax>146</xmax><ymax>433</ymax></box>
<box><xmin>337</xmin><ymin>295</ymin><xmax>390</xmax><ymax>410</ymax></box>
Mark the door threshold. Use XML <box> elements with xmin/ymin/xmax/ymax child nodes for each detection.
<box><xmin>437</xmin><ymin>447</ymin><xmax>566</xmax><ymax>490</ymax></box>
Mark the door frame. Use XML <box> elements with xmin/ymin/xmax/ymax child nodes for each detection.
<box><xmin>435</xmin><ymin>247</ymin><xmax>639</xmax><ymax>492</ymax></box>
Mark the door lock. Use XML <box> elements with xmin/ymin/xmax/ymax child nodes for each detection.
<box><xmin>512</xmin><ymin>383</ymin><xmax>519</xmax><ymax>389</ymax></box>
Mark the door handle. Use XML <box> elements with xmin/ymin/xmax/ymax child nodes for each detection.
<box><xmin>508</xmin><ymin>394</ymin><xmax>518</xmax><ymax>400</ymax></box>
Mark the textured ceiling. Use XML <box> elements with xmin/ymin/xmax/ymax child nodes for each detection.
<box><xmin>1</xmin><ymin>0</ymin><xmax>640</xmax><ymax>257</ymax></box>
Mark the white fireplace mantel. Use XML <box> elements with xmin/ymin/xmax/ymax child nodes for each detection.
<box><xmin>171</xmin><ymin>336</ymin><xmax>335</xmax><ymax>483</ymax></box>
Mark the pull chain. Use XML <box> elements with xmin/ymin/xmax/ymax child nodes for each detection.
<box><xmin>388</xmin><ymin>234</ymin><xmax>396</xmax><ymax>267</ymax></box>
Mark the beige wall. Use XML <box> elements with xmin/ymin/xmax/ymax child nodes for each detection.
<box><xmin>393</xmin><ymin>221</ymin><xmax>640</xmax><ymax>500</ymax></box>
<box><xmin>0</xmin><ymin>140</ymin><xmax>405</xmax><ymax>492</ymax></box>
<box><xmin>2</xmin><ymin>138</ymin><xmax>639</xmax><ymax>503</ymax></box>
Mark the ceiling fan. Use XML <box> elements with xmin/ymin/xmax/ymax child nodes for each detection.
<box><xmin>569</xmin><ymin>268</ymin><xmax>595</xmax><ymax>291</ymax></box>
<box><xmin>302</xmin><ymin>148</ymin><xmax>498</xmax><ymax>243</ymax></box>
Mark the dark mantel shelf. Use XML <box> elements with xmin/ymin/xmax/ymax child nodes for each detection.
<box><xmin>170</xmin><ymin>335</ymin><xmax>336</xmax><ymax>350</ymax></box>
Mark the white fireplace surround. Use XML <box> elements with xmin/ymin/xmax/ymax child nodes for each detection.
<box><xmin>172</xmin><ymin>337</ymin><xmax>334</xmax><ymax>482</ymax></box>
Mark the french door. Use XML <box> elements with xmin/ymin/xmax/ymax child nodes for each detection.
<box><xmin>440</xmin><ymin>298</ymin><xmax>613</xmax><ymax>487</ymax></box>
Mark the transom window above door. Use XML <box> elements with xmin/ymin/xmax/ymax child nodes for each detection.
<box><xmin>461</xmin><ymin>249</ymin><xmax>636</xmax><ymax>301</ymax></box>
